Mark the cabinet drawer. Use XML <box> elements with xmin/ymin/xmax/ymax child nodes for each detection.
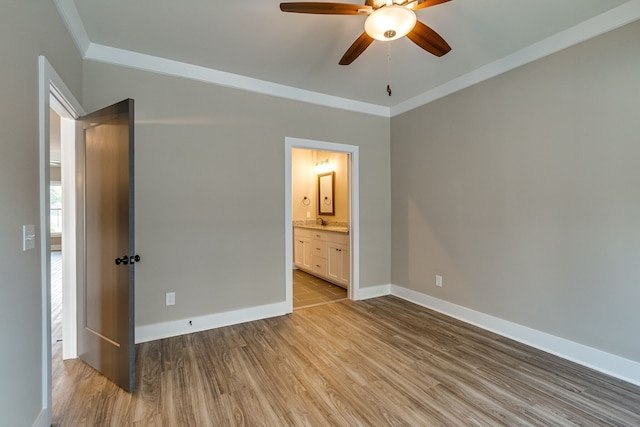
<box><xmin>294</xmin><ymin>227</ymin><xmax>313</xmax><ymax>239</ymax></box>
<box><xmin>327</xmin><ymin>232</ymin><xmax>349</xmax><ymax>245</ymax></box>
<box><xmin>312</xmin><ymin>240</ymin><xmax>328</xmax><ymax>259</ymax></box>
<box><xmin>311</xmin><ymin>231</ymin><xmax>327</xmax><ymax>241</ymax></box>
<box><xmin>311</xmin><ymin>256</ymin><xmax>327</xmax><ymax>276</ymax></box>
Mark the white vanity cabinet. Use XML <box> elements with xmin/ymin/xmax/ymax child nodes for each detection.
<box><xmin>294</xmin><ymin>227</ymin><xmax>349</xmax><ymax>289</ymax></box>
<box><xmin>293</xmin><ymin>228</ymin><xmax>312</xmax><ymax>271</ymax></box>
<box><xmin>327</xmin><ymin>233</ymin><xmax>350</xmax><ymax>288</ymax></box>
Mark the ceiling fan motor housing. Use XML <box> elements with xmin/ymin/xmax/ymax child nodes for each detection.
<box><xmin>364</xmin><ymin>6</ymin><xmax>417</xmax><ymax>41</ymax></box>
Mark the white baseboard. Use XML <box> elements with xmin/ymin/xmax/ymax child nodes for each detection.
<box><xmin>390</xmin><ymin>285</ymin><xmax>640</xmax><ymax>387</ymax></box>
<box><xmin>32</xmin><ymin>408</ymin><xmax>49</xmax><ymax>427</ymax></box>
<box><xmin>135</xmin><ymin>283</ymin><xmax>392</xmax><ymax>344</ymax></box>
<box><xmin>355</xmin><ymin>283</ymin><xmax>391</xmax><ymax>301</ymax></box>
<box><xmin>134</xmin><ymin>283</ymin><xmax>640</xmax><ymax>387</ymax></box>
<box><xmin>135</xmin><ymin>301</ymin><xmax>291</xmax><ymax>344</ymax></box>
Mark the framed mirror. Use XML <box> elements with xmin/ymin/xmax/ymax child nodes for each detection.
<box><xmin>318</xmin><ymin>172</ymin><xmax>335</xmax><ymax>216</ymax></box>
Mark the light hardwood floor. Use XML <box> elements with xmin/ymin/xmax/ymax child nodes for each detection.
<box><xmin>52</xmin><ymin>270</ymin><xmax>640</xmax><ymax>425</ymax></box>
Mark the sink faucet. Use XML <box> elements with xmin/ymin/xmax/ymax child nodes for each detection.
<box><xmin>317</xmin><ymin>217</ymin><xmax>326</xmax><ymax>226</ymax></box>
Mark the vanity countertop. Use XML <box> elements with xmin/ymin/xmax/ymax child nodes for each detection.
<box><xmin>294</xmin><ymin>224</ymin><xmax>349</xmax><ymax>234</ymax></box>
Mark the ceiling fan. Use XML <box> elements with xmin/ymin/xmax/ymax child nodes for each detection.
<box><xmin>280</xmin><ymin>0</ymin><xmax>452</xmax><ymax>65</ymax></box>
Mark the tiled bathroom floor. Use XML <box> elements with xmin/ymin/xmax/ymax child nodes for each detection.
<box><xmin>293</xmin><ymin>269</ymin><xmax>347</xmax><ymax>309</ymax></box>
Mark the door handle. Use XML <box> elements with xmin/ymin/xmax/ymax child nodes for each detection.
<box><xmin>115</xmin><ymin>254</ymin><xmax>141</xmax><ymax>266</ymax></box>
<box><xmin>115</xmin><ymin>255</ymin><xmax>129</xmax><ymax>265</ymax></box>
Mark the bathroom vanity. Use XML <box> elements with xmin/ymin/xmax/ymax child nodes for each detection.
<box><xmin>293</xmin><ymin>225</ymin><xmax>350</xmax><ymax>289</ymax></box>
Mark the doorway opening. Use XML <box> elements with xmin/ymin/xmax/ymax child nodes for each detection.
<box><xmin>49</xmin><ymin>86</ymin><xmax>80</xmax><ymax>363</ymax></box>
<box><xmin>39</xmin><ymin>56</ymin><xmax>85</xmax><ymax>423</ymax></box>
<box><xmin>49</xmin><ymin>108</ymin><xmax>63</xmax><ymax>366</ymax></box>
<box><xmin>285</xmin><ymin>137</ymin><xmax>360</xmax><ymax>313</ymax></box>
<box><xmin>292</xmin><ymin>148</ymin><xmax>349</xmax><ymax>309</ymax></box>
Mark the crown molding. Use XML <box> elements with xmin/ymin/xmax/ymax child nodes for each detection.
<box><xmin>55</xmin><ymin>0</ymin><xmax>640</xmax><ymax>118</ymax></box>
<box><xmin>53</xmin><ymin>0</ymin><xmax>90</xmax><ymax>56</ymax></box>
<box><xmin>83</xmin><ymin>43</ymin><xmax>390</xmax><ymax>117</ymax></box>
<box><xmin>391</xmin><ymin>0</ymin><xmax>640</xmax><ymax>116</ymax></box>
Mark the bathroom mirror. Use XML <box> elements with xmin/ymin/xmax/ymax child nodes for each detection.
<box><xmin>318</xmin><ymin>172</ymin><xmax>335</xmax><ymax>216</ymax></box>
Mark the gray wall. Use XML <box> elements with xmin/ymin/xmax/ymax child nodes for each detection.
<box><xmin>0</xmin><ymin>2</ymin><xmax>83</xmax><ymax>426</ymax></box>
<box><xmin>391</xmin><ymin>21</ymin><xmax>640</xmax><ymax>362</ymax></box>
<box><xmin>50</xmin><ymin>165</ymin><xmax>61</xmax><ymax>182</ymax></box>
<box><xmin>82</xmin><ymin>62</ymin><xmax>391</xmax><ymax>327</ymax></box>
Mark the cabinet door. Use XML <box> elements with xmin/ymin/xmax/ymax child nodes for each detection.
<box><xmin>328</xmin><ymin>243</ymin><xmax>350</xmax><ymax>288</ymax></box>
<box><xmin>327</xmin><ymin>243</ymin><xmax>343</xmax><ymax>283</ymax></box>
<box><xmin>302</xmin><ymin>238</ymin><xmax>312</xmax><ymax>270</ymax></box>
<box><xmin>294</xmin><ymin>237</ymin><xmax>312</xmax><ymax>270</ymax></box>
<box><xmin>294</xmin><ymin>238</ymin><xmax>305</xmax><ymax>267</ymax></box>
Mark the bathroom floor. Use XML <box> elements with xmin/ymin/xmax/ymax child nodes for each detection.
<box><xmin>293</xmin><ymin>269</ymin><xmax>347</xmax><ymax>309</ymax></box>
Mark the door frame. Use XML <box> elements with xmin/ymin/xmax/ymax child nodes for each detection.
<box><xmin>285</xmin><ymin>137</ymin><xmax>360</xmax><ymax>311</ymax></box>
<box><xmin>38</xmin><ymin>56</ymin><xmax>85</xmax><ymax>424</ymax></box>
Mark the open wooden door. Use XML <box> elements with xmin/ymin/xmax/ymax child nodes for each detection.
<box><xmin>78</xmin><ymin>99</ymin><xmax>136</xmax><ymax>392</ymax></box>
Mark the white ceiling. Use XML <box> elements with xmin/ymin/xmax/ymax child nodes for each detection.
<box><xmin>56</xmin><ymin>0</ymin><xmax>639</xmax><ymax>115</ymax></box>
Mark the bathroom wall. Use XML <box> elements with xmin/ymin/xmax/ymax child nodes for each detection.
<box><xmin>292</xmin><ymin>148</ymin><xmax>317</xmax><ymax>221</ymax></box>
<box><xmin>292</xmin><ymin>149</ymin><xmax>349</xmax><ymax>223</ymax></box>
<box><xmin>315</xmin><ymin>150</ymin><xmax>349</xmax><ymax>223</ymax></box>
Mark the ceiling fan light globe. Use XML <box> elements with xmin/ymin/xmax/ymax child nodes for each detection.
<box><xmin>364</xmin><ymin>6</ymin><xmax>417</xmax><ymax>41</ymax></box>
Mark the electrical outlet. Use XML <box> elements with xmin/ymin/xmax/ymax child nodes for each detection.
<box><xmin>166</xmin><ymin>292</ymin><xmax>175</xmax><ymax>306</ymax></box>
<box><xmin>435</xmin><ymin>275</ymin><xmax>443</xmax><ymax>287</ymax></box>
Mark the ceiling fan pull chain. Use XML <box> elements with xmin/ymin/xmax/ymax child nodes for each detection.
<box><xmin>387</xmin><ymin>42</ymin><xmax>392</xmax><ymax>96</ymax></box>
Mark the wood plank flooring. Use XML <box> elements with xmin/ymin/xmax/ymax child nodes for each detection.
<box><xmin>52</xmin><ymin>293</ymin><xmax>640</xmax><ymax>425</ymax></box>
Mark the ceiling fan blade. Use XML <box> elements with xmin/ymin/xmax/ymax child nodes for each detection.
<box><xmin>280</xmin><ymin>2</ymin><xmax>372</xmax><ymax>14</ymax></box>
<box><xmin>339</xmin><ymin>32</ymin><xmax>374</xmax><ymax>65</ymax></box>
<box><xmin>406</xmin><ymin>20</ymin><xmax>451</xmax><ymax>57</ymax></box>
<box><xmin>412</xmin><ymin>0</ymin><xmax>451</xmax><ymax>11</ymax></box>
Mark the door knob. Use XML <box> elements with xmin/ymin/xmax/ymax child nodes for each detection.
<box><xmin>115</xmin><ymin>255</ymin><xmax>140</xmax><ymax>265</ymax></box>
<box><xmin>115</xmin><ymin>255</ymin><xmax>129</xmax><ymax>265</ymax></box>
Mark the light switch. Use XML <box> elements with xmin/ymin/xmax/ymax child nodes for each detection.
<box><xmin>23</xmin><ymin>225</ymin><xmax>35</xmax><ymax>251</ymax></box>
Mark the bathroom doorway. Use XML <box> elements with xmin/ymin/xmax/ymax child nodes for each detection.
<box><xmin>292</xmin><ymin>148</ymin><xmax>349</xmax><ymax>309</ymax></box>
<box><xmin>284</xmin><ymin>137</ymin><xmax>360</xmax><ymax>313</ymax></box>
